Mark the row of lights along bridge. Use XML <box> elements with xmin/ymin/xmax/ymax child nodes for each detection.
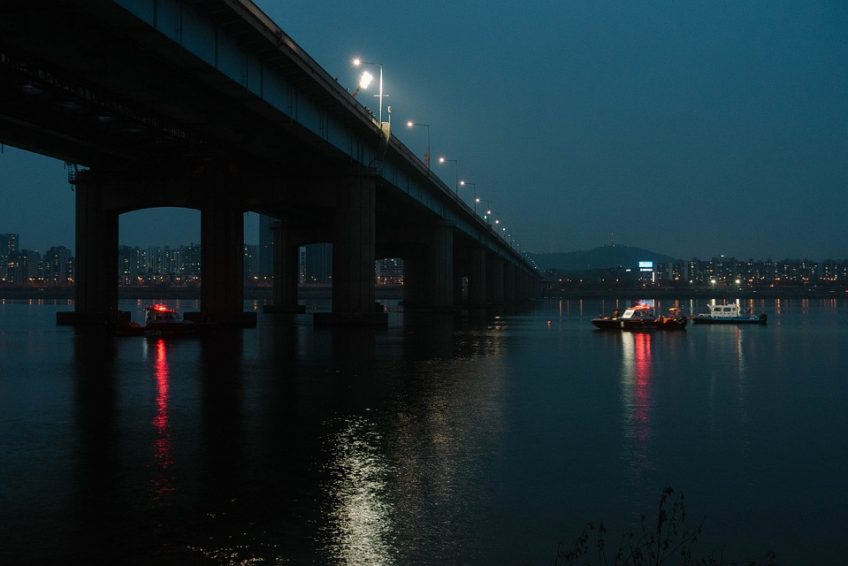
<box><xmin>351</xmin><ymin>56</ymin><xmax>527</xmax><ymax>261</ymax></box>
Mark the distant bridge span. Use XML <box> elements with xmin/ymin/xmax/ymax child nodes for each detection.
<box><xmin>0</xmin><ymin>0</ymin><xmax>540</xmax><ymax>324</ymax></box>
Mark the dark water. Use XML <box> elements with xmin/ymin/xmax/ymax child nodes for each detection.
<box><xmin>1</xmin><ymin>297</ymin><xmax>846</xmax><ymax>564</ymax></box>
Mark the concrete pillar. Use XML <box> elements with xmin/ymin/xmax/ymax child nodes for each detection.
<box><xmin>71</xmin><ymin>177</ymin><xmax>118</xmax><ymax>323</ymax></box>
<box><xmin>402</xmin><ymin>249</ymin><xmax>426</xmax><ymax>307</ymax></box>
<box><xmin>430</xmin><ymin>223</ymin><xmax>454</xmax><ymax>309</ymax></box>
<box><xmin>266</xmin><ymin>221</ymin><xmax>304</xmax><ymax>313</ymax></box>
<box><xmin>316</xmin><ymin>170</ymin><xmax>385</xmax><ymax>325</ymax></box>
<box><xmin>468</xmin><ymin>246</ymin><xmax>487</xmax><ymax>307</ymax></box>
<box><xmin>402</xmin><ymin>224</ymin><xmax>454</xmax><ymax>311</ymax></box>
<box><xmin>487</xmin><ymin>255</ymin><xmax>505</xmax><ymax>304</ymax></box>
<box><xmin>453</xmin><ymin>273</ymin><xmax>465</xmax><ymax>307</ymax></box>
<box><xmin>201</xmin><ymin>165</ymin><xmax>245</xmax><ymax>324</ymax></box>
<box><xmin>520</xmin><ymin>271</ymin><xmax>529</xmax><ymax>301</ymax></box>
<box><xmin>504</xmin><ymin>262</ymin><xmax>516</xmax><ymax>303</ymax></box>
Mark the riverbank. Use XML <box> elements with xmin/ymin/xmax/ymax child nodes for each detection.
<box><xmin>2</xmin><ymin>285</ymin><xmax>844</xmax><ymax>301</ymax></box>
<box><xmin>544</xmin><ymin>287</ymin><xmax>848</xmax><ymax>299</ymax></box>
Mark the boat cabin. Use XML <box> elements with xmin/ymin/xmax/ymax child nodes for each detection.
<box><xmin>620</xmin><ymin>305</ymin><xmax>655</xmax><ymax>320</ymax></box>
<box><xmin>145</xmin><ymin>304</ymin><xmax>178</xmax><ymax>324</ymax></box>
<box><xmin>706</xmin><ymin>304</ymin><xmax>743</xmax><ymax>319</ymax></box>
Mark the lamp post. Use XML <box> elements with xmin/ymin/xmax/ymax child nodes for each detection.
<box><xmin>459</xmin><ymin>180</ymin><xmax>477</xmax><ymax>208</ymax></box>
<box><xmin>406</xmin><ymin>121</ymin><xmax>431</xmax><ymax>170</ymax></box>
<box><xmin>352</xmin><ymin>57</ymin><xmax>383</xmax><ymax>124</ymax></box>
<box><xmin>478</xmin><ymin>201</ymin><xmax>492</xmax><ymax>224</ymax></box>
<box><xmin>438</xmin><ymin>156</ymin><xmax>458</xmax><ymax>193</ymax></box>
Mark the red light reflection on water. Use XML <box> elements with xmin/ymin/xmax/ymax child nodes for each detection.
<box><xmin>631</xmin><ymin>332</ymin><xmax>653</xmax><ymax>443</ymax></box>
<box><xmin>621</xmin><ymin>331</ymin><xmax>654</xmax><ymax>475</ymax></box>
<box><xmin>151</xmin><ymin>338</ymin><xmax>175</xmax><ymax>501</ymax></box>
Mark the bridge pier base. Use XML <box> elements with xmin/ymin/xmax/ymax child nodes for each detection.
<box><xmin>57</xmin><ymin>175</ymin><xmax>119</xmax><ymax>326</ymax></box>
<box><xmin>315</xmin><ymin>170</ymin><xmax>386</xmax><ymax>326</ymax></box>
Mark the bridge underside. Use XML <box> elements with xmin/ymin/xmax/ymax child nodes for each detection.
<box><xmin>1</xmin><ymin>1</ymin><xmax>540</xmax><ymax>326</ymax></box>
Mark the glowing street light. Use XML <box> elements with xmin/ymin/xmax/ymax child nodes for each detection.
<box><xmin>406</xmin><ymin>121</ymin><xmax>431</xmax><ymax>170</ymax></box>
<box><xmin>438</xmin><ymin>156</ymin><xmax>459</xmax><ymax>193</ymax></box>
<box><xmin>357</xmin><ymin>71</ymin><xmax>374</xmax><ymax>92</ymax></box>
<box><xmin>479</xmin><ymin>202</ymin><xmax>493</xmax><ymax>223</ymax></box>
<box><xmin>352</xmin><ymin>57</ymin><xmax>384</xmax><ymax>124</ymax></box>
<box><xmin>459</xmin><ymin>180</ymin><xmax>477</xmax><ymax>209</ymax></box>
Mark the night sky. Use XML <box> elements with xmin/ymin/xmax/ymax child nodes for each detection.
<box><xmin>1</xmin><ymin>1</ymin><xmax>846</xmax><ymax>260</ymax></box>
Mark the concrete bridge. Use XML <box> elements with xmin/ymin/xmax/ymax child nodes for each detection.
<box><xmin>0</xmin><ymin>0</ymin><xmax>540</xmax><ymax>325</ymax></box>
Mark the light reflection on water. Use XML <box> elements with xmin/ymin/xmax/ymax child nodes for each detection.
<box><xmin>0</xmin><ymin>298</ymin><xmax>847</xmax><ymax>564</ymax></box>
<box><xmin>620</xmin><ymin>332</ymin><xmax>654</xmax><ymax>477</ymax></box>
<box><xmin>321</xmin><ymin>415</ymin><xmax>395</xmax><ymax>565</ymax></box>
<box><xmin>150</xmin><ymin>338</ymin><xmax>175</xmax><ymax>503</ymax></box>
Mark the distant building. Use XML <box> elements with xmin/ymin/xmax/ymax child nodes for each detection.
<box><xmin>0</xmin><ymin>233</ymin><xmax>19</xmax><ymax>282</ymax></box>
<box><xmin>0</xmin><ymin>233</ymin><xmax>18</xmax><ymax>258</ymax></box>
<box><xmin>42</xmin><ymin>246</ymin><xmax>73</xmax><ymax>285</ymax></box>
<box><xmin>376</xmin><ymin>258</ymin><xmax>404</xmax><ymax>285</ymax></box>
<box><xmin>7</xmin><ymin>249</ymin><xmax>40</xmax><ymax>285</ymax></box>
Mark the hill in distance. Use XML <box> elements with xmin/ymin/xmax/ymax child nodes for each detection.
<box><xmin>531</xmin><ymin>245</ymin><xmax>677</xmax><ymax>273</ymax></box>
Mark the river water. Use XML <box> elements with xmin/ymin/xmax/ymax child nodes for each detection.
<box><xmin>1</xmin><ymin>297</ymin><xmax>846</xmax><ymax>564</ymax></box>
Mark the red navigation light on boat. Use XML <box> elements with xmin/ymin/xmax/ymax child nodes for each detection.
<box><xmin>152</xmin><ymin>304</ymin><xmax>171</xmax><ymax>312</ymax></box>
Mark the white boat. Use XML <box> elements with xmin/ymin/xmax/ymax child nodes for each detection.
<box><xmin>692</xmin><ymin>303</ymin><xmax>767</xmax><ymax>325</ymax></box>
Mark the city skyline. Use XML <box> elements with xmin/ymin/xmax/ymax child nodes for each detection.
<box><xmin>1</xmin><ymin>2</ymin><xmax>847</xmax><ymax>259</ymax></box>
<box><xmin>4</xmin><ymin>222</ymin><xmax>848</xmax><ymax>263</ymax></box>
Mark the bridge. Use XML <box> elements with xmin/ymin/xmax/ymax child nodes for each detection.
<box><xmin>0</xmin><ymin>0</ymin><xmax>540</xmax><ymax>325</ymax></box>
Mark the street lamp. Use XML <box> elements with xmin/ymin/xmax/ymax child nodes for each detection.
<box><xmin>438</xmin><ymin>156</ymin><xmax>459</xmax><ymax>193</ymax></box>
<box><xmin>352</xmin><ymin>57</ymin><xmax>384</xmax><ymax>124</ymax></box>
<box><xmin>478</xmin><ymin>201</ymin><xmax>492</xmax><ymax>223</ymax></box>
<box><xmin>459</xmin><ymin>180</ymin><xmax>477</xmax><ymax>208</ymax></box>
<box><xmin>406</xmin><ymin>121</ymin><xmax>431</xmax><ymax>170</ymax></box>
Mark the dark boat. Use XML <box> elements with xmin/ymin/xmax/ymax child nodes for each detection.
<box><xmin>691</xmin><ymin>303</ymin><xmax>767</xmax><ymax>325</ymax></box>
<box><xmin>115</xmin><ymin>304</ymin><xmax>203</xmax><ymax>336</ymax></box>
<box><xmin>592</xmin><ymin>305</ymin><xmax>687</xmax><ymax>331</ymax></box>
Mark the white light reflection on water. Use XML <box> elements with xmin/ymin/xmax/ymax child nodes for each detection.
<box><xmin>620</xmin><ymin>331</ymin><xmax>655</xmax><ymax>477</ymax></box>
<box><xmin>320</xmin><ymin>415</ymin><xmax>395</xmax><ymax>565</ymax></box>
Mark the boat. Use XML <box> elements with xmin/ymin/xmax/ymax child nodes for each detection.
<box><xmin>592</xmin><ymin>305</ymin><xmax>687</xmax><ymax>331</ymax></box>
<box><xmin>691</xmin><ymin>303</ymin><xmax>767</xmax><ymax>325</ymax></box>
<box><xmin>114</xmin><ymin>304</ymin><xmax>202</xmax><ymax>336</ymax></box>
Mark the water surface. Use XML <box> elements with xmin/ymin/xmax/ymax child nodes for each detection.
<box><xmin>1</xmin><ymin>297</ymin><xmax>846</xmax><ymax>563</ymax></box>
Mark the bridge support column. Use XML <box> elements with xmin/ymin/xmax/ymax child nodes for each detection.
<box><xmin>401</xmin><ymin>224</ymin><xmax>454</xmax><ymax>312</ymax></box>
<box><xmin>453</xmin><ymin>272</ymin><xmax>465</xmax><ymax>307</ymax></box>
<box><xmin>504</xmin><ymin>262</ymin><xmax>516</xmax><ymax>303</ymax></box>
<box><xmin>487</xmin><ymin>256</ymin><xmax>505</xmax><ymax>305</ymax></box>
<box><xmin>430</xmin><ymin>223</ymin><xmax>454</xmax><ymax>310</ymax></box>
<box><xmin>315</xmin><ymin>170</ymin><xmax>386</xmax><ymax>326</ymax></box>
<box><xmin>468</xmin><ymin>246</ymin><xmax>487</xmax><ymax>307</ymax></box>
<box><xmin>58</xmin><ymin>175</ymin><xmax>118</xmax><ymax>325</ymax></box>
<box><xmin>200</xmin><ymin>166</ymin><xmax>253</xmax><ymax>326</ymax></box>
<box><xmin>517</xmin><ymin>271</ymin><xmax>528</xmax><ymax>302</ymax></box>
<box><xmin>402</xmin><ymin>250</ymin><xmax>426</xmax><ymax>307</ymax></box>
<box><xmin>264</xmin><ymin>222</ymin><xmax>305</xmax><ymax>314</ymax></box>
